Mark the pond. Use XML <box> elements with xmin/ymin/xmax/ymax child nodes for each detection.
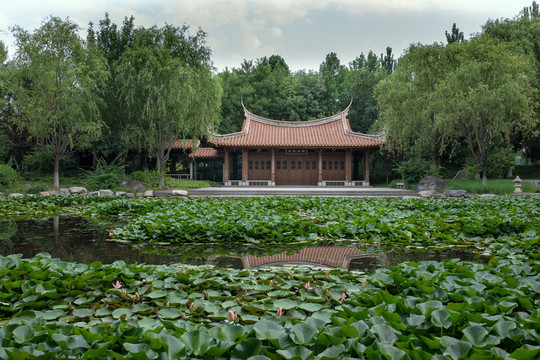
<box><xmin>0</xmin><ymin>216</ymin><xmax>488</xmax><ymax>272</ymax></box>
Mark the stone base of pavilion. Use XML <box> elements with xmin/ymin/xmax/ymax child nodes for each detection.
<box><xmin>224</xmin><ymin>180</ymin><xmax>370</xmax><ymax>187</ymax></box>
<box><xmin>189</xmin><ymin>185</ymin><xmax>417</xmax><ymax>198</ymax></box>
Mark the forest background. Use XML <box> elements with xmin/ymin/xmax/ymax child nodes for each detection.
<box><xmin>0</xmin><ymin>2</ymin><xmax>539</xmax><ymax>189</ymax></box>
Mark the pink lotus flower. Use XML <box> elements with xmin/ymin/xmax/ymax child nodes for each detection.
<box><xmin>340</xmin><ymin>293</ymin><xmax>347</xmax><ymax>301</ymax></box>
<box><xmin>112</xmin><ymin>281</ymin><xmax>122</xmax><ymax>289</ymax></box>
<box><xmin>304</xmin><ymin>282</ymin><xmax>312</xmax><ymax>290</ymax></box>
<box><xmin>121</xmin><ymin>289</ymin><xmax>127</xmax><ymax>298</ymax></box>
<box><xmin>276</xmin><ymin>308</ymin><xmax>283</xmax><ymax>318</ymax></box>
<box><xmin>229</xmin><ymin>311</ymin><xmax>238</xmax><ymax>322</ymax></box>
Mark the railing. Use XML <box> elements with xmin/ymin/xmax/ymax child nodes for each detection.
<box><xmin>166</xmin><ymin>174</ymin><xmax>191</xmax><ymax>180</ymax></box>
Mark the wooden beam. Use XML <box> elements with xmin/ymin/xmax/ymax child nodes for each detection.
<box><xmin>223</xmin><ymin>149</ymin><xmax>230</xmax><ymax>184</ymax></box>
<box><xmin>242</xmin><ymin>149</ymin><xmax>249</xmax><ymax>183</ymax></box>
<box><xmin>363</xmin><ymin>151</ymin><xmax>370</xmax><ymax>185</ymax></box>
<box><xmin>345</xmin><ymin>150</ymin><xmax>352</xmax><ymax>183</ymax></box>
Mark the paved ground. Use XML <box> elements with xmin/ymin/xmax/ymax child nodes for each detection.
<box><xmin>189</xmin><ymin>186</ymin><xmax>417</xmax><ymax>198</ymax></box>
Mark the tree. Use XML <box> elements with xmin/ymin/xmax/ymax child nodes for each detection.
<box><xmin>319</xmin><ymin>52</ymin><xmax>347</xmax><ymax>115</ymax></box>
<box><xmin>376</xmin><ymin>43</ymin><xmax>454</xmax><ymax>168</ymax></box>
<box><xmin>117</xmin><ymin>25</ymin><xmax>221</xmax><ymax>187</ymax></box>
<box><xmin>12</xmin><ymin>17</ymin><xmax>107</xmax><ymax>188</ymax></box>
<box><xmin>446</xmin><ymin>23</ymin><xmax>465</xmax><ymax>43</ymax></box>
<box><xmin>87</xmin><ymin>13</ymin><xmax>135</xmax><ymax>165</ymax></box>
<box><xmin>435</xmin><ymin>38</ymin><xmax>536</xmax><ymax>185</ymax></box>
<box><xmin>380</xmin><ymin>46</ymin><xmax>395</xmax><ymax>74</ymax></box>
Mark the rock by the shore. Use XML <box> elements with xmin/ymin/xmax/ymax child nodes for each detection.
<box><xmin>69</xmin><ymin>186</ymin><xmax>87</xmax><ymax>195</ymax></box>
<box><xmin>143</xmin><ymin>190</ymin><xmax>154</xmax><ymax>198</ymax></box>
<box><xmin>8</xmin><ymin>193</ymin><xmax>24</xmax><ymax>198</ymax></box>
<box><xmin>443</xmin><ymin>189</ymin><xmax>467</xmax><ymax>198</ymax></box>
<box><xmin>419</xmin><ymin>190</ymin><xmax>446</xmax><ymax>199</ymax></box>
<box><xmin>121</xmin><ymin>180</ymin><xmax>145</xmax><ymax>192</ymax></box>
<box><xmin>417</xmin><ymin>176</ymin><xmax>447</xmax><ymax>192</ymax></box>
<box><xmin>172</xmin><ymin>189</ymin><xmax>188</xmax><ymax>197</ymax></box>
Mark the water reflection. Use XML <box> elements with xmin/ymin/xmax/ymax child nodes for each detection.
<box><xmin>0</xmin><ymin>216</ymin><xmax>488</xmax><ymax>271</ymax></box>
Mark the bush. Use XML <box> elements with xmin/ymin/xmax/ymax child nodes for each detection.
<box><xmin>23</xmin><ymin>150</ymin><xmax>75</xmax><ymax>175</ymax></box>
<box><xmin>84</xmin><ymin>158</ymin><xmax>125</xmax><ymax>191</ymax></box>
<box><xmin>0</xmin><ymin>165</ymin><xmax>18</xmax><ymax>190</ymax></box>
<box><xmin>128</xmin><ymin>170</ymin><xmax>162</xmax><ymax>188</ymax></box>
<box><xmin>24</xmin><ymin>183</ymin><xmax>49</xmax><ymax>195</ymax></box>
<box><xmin>395</xmin><ymin>158</ymin><xmax>438</xmax><ymax>184</ymax></box>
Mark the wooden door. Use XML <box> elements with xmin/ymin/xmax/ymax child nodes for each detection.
<box><xmin>322</xmin><ymin>152</ymin><xmax>346</xmax><ymax>181</ymax></box>
<box><xmin>248</xmin><ymin>151</ymin><xmax>271</xmax><ymax>180</ymax></box>
<box><xmin>275</xmin><ymin>151</ymin><xmax>318</xmax><ymax>185</ymax></box>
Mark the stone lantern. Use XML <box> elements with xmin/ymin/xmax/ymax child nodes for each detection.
<box><xmin>513</xmin><ymin>176</ymin><xmax>523</xmax><ymax>193</ymax></box>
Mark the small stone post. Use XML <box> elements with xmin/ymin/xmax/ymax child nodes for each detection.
<box><xmin>513</xmin><ymin>176</ymin><xmax>522</xmax><ymax>193</ymax></box>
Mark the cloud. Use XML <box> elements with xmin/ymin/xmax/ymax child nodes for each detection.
<box><xmin>271</xmin><ymin>26</ymin><xmax>282</xmax><ymax>38</ymax></box>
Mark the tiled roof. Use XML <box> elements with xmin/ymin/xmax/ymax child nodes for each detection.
<box><xmin>239</xmin><ymin>246</ymin><xmax>372</xmax><ymax>269</ymax></box>
<box><xmin>171</xmin><ymin>139</ymin><xmax>197</xmax><ymax>150</ymax></box>
<box><xmin>209</xmin><ymin>105</ymin><xmax>384</xmax><ymax>149</ymax></box>
<box><xmin>188</xmin><ymin>147</ymin><xmax>222</xmax><ymax>159</ymax></box>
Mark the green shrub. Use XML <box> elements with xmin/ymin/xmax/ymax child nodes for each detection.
<box><xmin>23</xmin><ymin>150</ymin><xmax>75</xmax><ymax>175</ymax></box>
<box><xmin>24</xmin><ymin>183</ymin><xmax>49</xmax><ymax>195</ymax></box>
<box><xmin>0</xmin><ymin>165</ymin><xmax>18</xmax><ymax>190</ymax></box>
<box><xmin>395</xmin><ymin>158</ymin><xmax>438</xmax><ymax>184</ymax></box>
<box><xmin>446</xmin><ymin>179</ymin><xmax>539</xmax><ymax>194</ymax></box>
<box><xmin>515</xmin><ymin>165</ymin><xmax>540</xmax><ymax>179</ymax></box>
<box><xmin>163</xmin><ymin>177</ymin><xmax>216</xmax><ymax>189</ymax></box>
<box><xmin>128</xmin><ymin>170</ymin><xmax>162</xmax><ymax>188</ymax></box>
<box><xmin>84</xmin><ymin>158</ymin><xmax>125</xmax><ymax>191</ymax></box>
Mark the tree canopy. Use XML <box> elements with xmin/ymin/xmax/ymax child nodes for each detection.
<box><xmin>11</xmin><ymin>16</ymin><xmax>107</xmax><ymax>188</ymax></box>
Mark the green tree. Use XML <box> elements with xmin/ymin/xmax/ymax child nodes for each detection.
<box><xmin>117</xmin><ymin>25</ymin><xmax>221</xmax><ymax>187</ymax></box>
<box><xmin>87</xmin><ymin>13</ymin><xmax>136</xmax><ymax>165</ymax></box>
<box><xmin>12</xmin><ymin>17</ymin><xmax>107</xmax><ymax>188</ymax></box>
<box><xmin>446</xmin><ymin>23</ymin><xmax>465</xmax><ymax>43</ymax></box>
<box><xmin>376</xmin><ymin>43</ymin><xmax>454</xmax><ymax>168</ymax></box>
<box><xmin>435</xmin><ymin>38</ymin><xmax>536</xmax><ymax>185</ymax></box>
<box><xmin>319</xmin><ymin>52</ymin><xmax>348</xmax><ymax>115</ymax></box>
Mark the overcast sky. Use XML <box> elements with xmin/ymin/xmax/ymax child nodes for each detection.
<box><xmin>0</xmin><ymin>0</ymin><xmax>527</xmax><ymax>72</ymax></box>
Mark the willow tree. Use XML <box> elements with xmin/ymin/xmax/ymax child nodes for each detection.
<box><xmin>118</xmin><ymin>25</ymin><xmax>221</xmax><ymax>187</ymax></box>
<box><xmin>12</xmin><ymin>17</ymin><xmax>107</xmax><ymax>188</ymax></box>
<box><xmin>435</xmin><ymin>38</ymin><xmax>536</xmax><ymax>185</ymax></box>
<box><xmin>376</xmin><ymin>43</ymin><xmax>455</xmax><ymax>168</ymax></box>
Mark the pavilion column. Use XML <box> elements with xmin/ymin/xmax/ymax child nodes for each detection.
<box><xmin>317</xmin><ymin>150</ymin><xmax>323</xmax><ymax>186</ymax></box>
<box><xmin>189</xmin><ymin>160</ymin><xmax>194</xmax><ymax>180</ymax></box>
<box><xmin>242</xmin><ymin>149</ymin><xmax>249</xmax><ymax>185</ymax></box>
<box><xmin>271</xmin><ymin>149</ymin><xmax>275</xmax><ymax>185</ymax></box>
<box><xmin>345</xmin><ymin>150</ymin><xmax>352</xmax><ymax>185</ymax></box>
<box><xmin>223</xmin><ymin>149</ymin><xmax>230</xmax><ymax>185</ymax></box>
<box><xmin>363</xmin><ymin>151</ymin><xmax>370</xmax><ymax>186</ymax></box>
<box><xmin>194</xmin><ymin>161</ymin><xmax>198</xmax><ymax>180</ymax></box>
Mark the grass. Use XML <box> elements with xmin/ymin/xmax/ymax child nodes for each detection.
<box><xmin>446</xmin><ymin>179</ymin><xmax>540</xmax><ymax>194</ymax></box>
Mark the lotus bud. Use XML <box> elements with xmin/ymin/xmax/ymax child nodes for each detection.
<box><xmin>189</xmin><ymin>302</ymin><xmax>194</xmax><ymax>313</ymax></box>
<box><xmin>229</xmin><ymin>311</ymin><xmax>237</xmax><ymax>322</ymax></box>
<box><xmin>166</xmin><ymin>301</ymin><xmax>170</xmax><ymax>307</ymax></box>
<box><xmin>68</xmin><ymin>302</ymin><xmax>72</xmax><ymax>311</ymax></box>
<box><xmin>269</xmin><ymin>280</ymin><xmax>273</xmax><ymax>286</ymax></box>
<box><xmin>325</xmin><ymin>271</ymin><xmax>329</xmax><ymax>280</ymax></box>
<box><xmin>344</xmin><ymin>286</ymin><xmax>348</xmax><ymax>292</ymax></box>
<box><xmin>154</xmin><ymin>308</ymin><xmax>159</xmax><ymax>316</ymax></box>
<box><xmin>112</xmin><ymin>281</ymin><xmax>122</xmax><ymax>289</ymax></box>
<box><xmin>341</xmin><ymin>293</ymin><xmax>346</xmax><ymax>301</ymax></box>
<box><xmin>276</xmin><ymin>307</ymin><xmax>283</xmax><ymax>318</ymax></box>
<box><xmin>121</xmin><ymin>289</ymin><xmax>127</xmax><ymax>298</ymax></box>
<box><xmin>135</xmin><ymin>292</ymin><xmax>140</xmax><ymax>301</ymax></box>
<box><xmin>305</xmin><ymin>281</ymin><xmax>311</xmax><ymax>290</ymax></box>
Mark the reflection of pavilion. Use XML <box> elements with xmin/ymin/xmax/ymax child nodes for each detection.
<box><xmin>236</xmin><ymin>246</ymin><xmax>374</xmax><ymax>269</ymax></box>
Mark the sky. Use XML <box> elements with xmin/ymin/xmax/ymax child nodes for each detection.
<box><xmin>0</xmin><ymin>0</ymin><xmax>528</xmax><ymax>72</ymax></box>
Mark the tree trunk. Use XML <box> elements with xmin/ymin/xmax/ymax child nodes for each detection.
<box><xmin>53</xmin><ymin>154</ymin><xmax>60</xmax><ymax>189</ymax></box>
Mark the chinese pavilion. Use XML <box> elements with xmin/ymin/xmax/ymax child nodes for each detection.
<box><xmin>175</xmin><ymin>102</ymin><xmax>384</xmax><ymax>186</ymax></box>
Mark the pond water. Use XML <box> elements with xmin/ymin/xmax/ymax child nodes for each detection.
<box><xmin>0</xmin><ymin>216</ymin><xmax>488</xmax><ymax>272</ymax></box>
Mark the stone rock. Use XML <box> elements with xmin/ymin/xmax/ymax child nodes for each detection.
<box><xmin>143</xmin><ymin>190</ymin><xmax>154</xmax><ymax>198</ymax></box>
<box><xmin>69</xmin><ymin>186</ymin><xmax>87</xmax><ymax>195</ymax></box>
<box><xmin>121</xmin><ymin>180</ymin><xmax>146</xmax><ymax>192</ymax></box>
<box><xmin>443</xmin><ymin>189</ymin><xmax>467</xmax><ymax>198</ymax></box>
<box><xmin>39</xmin><ymin>191</ymin><xmax>50</xmax><ymax>196</ymax></box>
<box><xmin>416</xmin><ymin>176</ymin><xmax>447</xmax><ymax>192</ymax></box>
<box><xmin>418</xmin><ymin>190</ymin><xmax>446</xmax><ymax>199</ymax></box>
<box><xmin>115</xmin><ymin>191</ymin><xmax>126</xmax><ymax>197</ymax></box>
<box><xmin>453</xmin><ymin>169</ymin><xmax>468</xmax><ymax>180</ymax></box>
<box><xmin>0</xmin><ymin>192</ymin><xmax>5</xmax><ymax>198</ymax></box>
<box><xmin>99</xmin><ymin>189</ymin><xmax>114</xmax><ymax>197</ymax></box>
<box><xmin>135</xmin><ymin>193</ymin><xmax>144</xmax><ymax>198</ymax></box>
<box><xmin>125</xmin><ymin>192</ymin><xmax>135</xmax><ymax>198</ymax></box>
<box><xmin>172</xmin><ymin>189</ymin><xmax>188</xmax><ymax>197</ymax></box>
<box><xmin>8</xmin><ymin>193</ymin><xmax>24</xmax><ymax>198</ymax></box>
<box><xmin>88</xmin><ymin>191</ymin><xmax>99</xmax><ymax>196</ymax></box>
<box><xmin>49</xmin><ymin>190</ymin><xmax>62</xmax><ymax>196</ymax></box>
<box><xmin>60</xmin><ymin>188</ymin><xmax>70</xmax><ymax>195</ymax></box>
<box><xmin>402</xmin><ymin>195</ymin><xmax>421</xmax><ymax>200</ymax></box>
<box><xmin>154</xmin><ymin>190</ymin><xmax>173</xmax><ymax>198</ymax></box>
<box><xmin>479</xmin><ymin>194</ymin><xmax>497</xmax><ymax>197</ymax></box>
